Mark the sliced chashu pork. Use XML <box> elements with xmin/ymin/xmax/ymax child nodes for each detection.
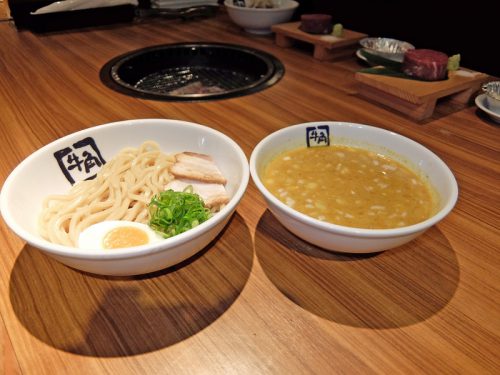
<box><xmin>165</xmin><ymin>179</ymin><xmax>229</xmax><ymax>210</ymax></box>
<box><xmin>170</xmin><ymin>152</ymin><xmax>227</xmax><ymax>184</ymax></box>
<box><xmin>168</xmin><ymin>152</ymin><xmax>229</xmax><ymax>210</ymax></box>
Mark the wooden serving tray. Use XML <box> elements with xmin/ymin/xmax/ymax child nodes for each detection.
<box><xmin>355</xmin><ymin>69</ymin><xmax>489</xmax><ymax>121</ymax></box>
<box><xmin>271</xmin><ymin>21</ymin><xmax>367</xmax><ymax>61</ymax></box>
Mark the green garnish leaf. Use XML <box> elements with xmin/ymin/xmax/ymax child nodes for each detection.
<box><xmin>359</xmin><ymin>49</ymin><xmax>403</xmax><ymax>71</ymax></box>
<box><xmin>447</xmin><ymin>54</ymin><xmax>460</xmax><ymax>71</ymax></box>
<box><xmin>359</xmin><ymin>66</ymin><xmax>419</xmax><ymax>80</ymax></box>
<box><xmin>332</xmin><ymin>23</ymin><xmax>343</xmax><ymax>37</ymax></box>
<box><xmin>148</xmin><ymin>188</ymin><xmax>212</xmax><ymax>238</ymax></box>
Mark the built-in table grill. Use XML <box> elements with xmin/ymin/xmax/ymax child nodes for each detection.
<box><xmin>100</xmin><ymin>43</ymin><xmax>285</xmax><ymax>101</ymax></box>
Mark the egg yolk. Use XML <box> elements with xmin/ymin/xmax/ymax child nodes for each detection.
<box><xmin>102</xmin><ymin>226</ymin><xmax>149</xmax><ymax>249</ymax></box>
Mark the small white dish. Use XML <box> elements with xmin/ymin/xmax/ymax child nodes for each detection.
<box><xmin>475</xmin><ymin>94</ymin><xmax>500</xmax><ymax>123</ymax></box>
<box><xmin>481</xmin><ymin>81</ymin><xmax>500</xmax><ymax>113</ymax></box>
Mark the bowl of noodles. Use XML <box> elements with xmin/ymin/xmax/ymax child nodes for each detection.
<box><xmin>0</xmin><ymin>119</ymin><xmax>249</xmax><ymax>276</ymax></box>
<box><xmin>250</xmin><ymin>121</ymin><xmax>458</xmax><ymax>253</ymax></box>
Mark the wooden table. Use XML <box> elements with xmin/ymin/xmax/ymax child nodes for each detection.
<box><xmin>1</xmin><ymin>12</ymin><xmax>499</xmax><ymax>375</ymax></box>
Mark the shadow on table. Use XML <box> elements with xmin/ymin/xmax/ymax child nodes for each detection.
<box><xmin>255</xmin><ymin>210</ymin><xmax>460</xmax><ymax>329</ymax></box>
<box><xmin>9</xmin><ymin>213</ymin><xmax>253</xmax><ymax>357</ymax></box>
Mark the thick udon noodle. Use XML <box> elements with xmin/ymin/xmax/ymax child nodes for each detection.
<box><xmin>39</xmin><ymin>141</ymin><xmax>174</xmax><ymax>247</ymax></box>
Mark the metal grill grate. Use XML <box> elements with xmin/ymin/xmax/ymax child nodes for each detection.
<box><xmin>100</xmin><ymin>43</ymin><xmax>284</xmax><ymax>101</ymax></box>
<box><xmin>135</xmin><ymin>66</ymin><xmax>256</xmax><ymax>94</ymax></box>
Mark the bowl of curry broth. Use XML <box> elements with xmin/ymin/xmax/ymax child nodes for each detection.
<box><xmin>250</xmin><ymin>122</ymin><xmax>458</xmax><ymax>253</ymax></box>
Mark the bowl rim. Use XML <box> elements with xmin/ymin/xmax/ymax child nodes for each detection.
<box><xmin>359</xmin><ymin>37</ymin><xmax>415</xmax><ymax>53</ymax></box>
<box><xmin>475</xmin><ymin>94</ymin><xmax>500</xmax><ymax>119</ymax></box>
<box><xmin>0</xmin><ymin>119</ymin><xmax>250</xmax><ymax>260</ymax></box>
<box><xmin>224</xmin><ymin>0</ymin><xmax>299</xmax><ymax>11</ymax></box>
<box><xmin>249</xmin><ymin>121</ymin><xmax>458</xmax><ymax>239</ymax></box>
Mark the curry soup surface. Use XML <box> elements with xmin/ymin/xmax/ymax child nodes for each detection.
<box><xmin>262</xmin><ymin>145</ymin><xmax>437</xmax><ymax>229</ymax></box>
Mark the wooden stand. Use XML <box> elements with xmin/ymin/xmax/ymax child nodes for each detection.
<box><xmin>355</xmin><ymin>69</ymin><xmax>489</xmax><ymax>121</ymax></box>
<box><xmin>272</xmin><ymin>21</ymin><xmax>367</xmax><ymax>61</ymax></box>
<box><xmin>0</xmin><ymin>0</ymin><xmax>10</xmax><ymax>20</ymax></box>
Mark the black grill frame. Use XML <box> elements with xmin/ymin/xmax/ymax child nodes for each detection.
<box><xmin>100</xmin><ymin>42</ymin><xmax>285</xmax><ymax>101</ymax></box>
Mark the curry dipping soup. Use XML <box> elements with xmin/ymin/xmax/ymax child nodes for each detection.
<box><xmin>262</xmin><ymin>145</ymin><xmax>439</xmax><ymax>229</ymax></box>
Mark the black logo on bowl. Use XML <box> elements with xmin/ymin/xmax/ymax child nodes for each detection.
<box><xmin>54</xmin><ymin>137</ymin><xmax>106</xmax><ymax>184</ymax></box>
<box><xmin>306</xmin><ymin>125</ymin><xmax>330</xmax><ymax>147</ymax></box>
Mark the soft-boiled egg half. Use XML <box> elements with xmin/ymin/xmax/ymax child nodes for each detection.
<box><xmin>78</xmin><ymin>221</ymin><xmax>164</xmax><ymax>250</ymax></box>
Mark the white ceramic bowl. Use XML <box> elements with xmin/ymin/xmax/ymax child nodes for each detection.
<box><xmin>224</xmin><ymin>0</ymin><xmax>299</xmax><ymax>35</ymax></box>
<box><xmin>482</xmin><ymin>81</ymin><xmax>500</xmax><ymax>114</ymax></box>
<box><xmin>0</xmin><ymin>119</ymin><xmax>249</xmax><ymax>276</ymax></box>
<box><xmin>250</xmin><ymin>121</ymin><xmax>458</xmax><ymax>253</ymax></box>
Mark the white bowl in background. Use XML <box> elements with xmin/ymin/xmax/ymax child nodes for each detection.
<box><xmin>0</xmin><ymin>119</ymin><xmax>249</xmax><ymax>276</ymax></box>
<box><xmin>475</xmin><ymin>94</ymin><xmax>500</xmax><ymax>123</ymax></box>
<box><xmin>482</xmin><ymin>81</ymin><xmax>500</xmax><ymax>114</ymax></box>
<box><xmin>224</xmin><ymin>0</ymin><xmax>299</xmax><ymax>35</ymax></box>
<box><xmin>250</xmin><ymin>121</ymin><xmax>458</xmax><ymax>253</ymax></box>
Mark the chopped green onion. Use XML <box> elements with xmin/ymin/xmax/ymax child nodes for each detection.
<box><xmin>148</xmin><ymin>188</ymin><xmax>212</xmax><ymax>238</ymax></box>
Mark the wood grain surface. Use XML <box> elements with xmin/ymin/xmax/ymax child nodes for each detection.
<box><xmin>0</xmin><ymin>1</ymin><xmax>9</xmax><ymax>21</ymax></box>
<box><xmin>272</xmin><ymin>21</ymin><xmax>367</xmax><ymax>61</ymax></box>
<box><xmin>273</xmin><ymin>22</ymin><xmax>366</xmax><ymax>45</ymax></box>
<box><xmin>0</xmin><ymin>11</ymin><xmax>499</xmax><ymax>375</ymax></box>
<box><xmin>355</xmin><ymin>69</ymin><xmax>489</xmax><ymax>120</ymax></box>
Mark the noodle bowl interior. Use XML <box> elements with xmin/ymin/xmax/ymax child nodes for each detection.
<box><xmin>262</xmin><ymin>145</ymin><xmax>438</xmax><ymax>229</ymax></box>
<box><xmin>39</xmin><ymin>141</ymin><xmax>228</xmax><ymax>249</ymax></box>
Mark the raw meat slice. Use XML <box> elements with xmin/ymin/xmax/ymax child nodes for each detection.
<box><xmin>299</xmin><ymin>14</ymin><xmax>332</xmax><ymax>35</ymax></box>
<box><xmin>402</xmin><ymin>49</ymin><xmax>448</xmax><ymax>81</ymax></box>
<box><xmin>169</xmin><ymin>81</ymin><xmax>224</xmax><ymax>95</ymax></box>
